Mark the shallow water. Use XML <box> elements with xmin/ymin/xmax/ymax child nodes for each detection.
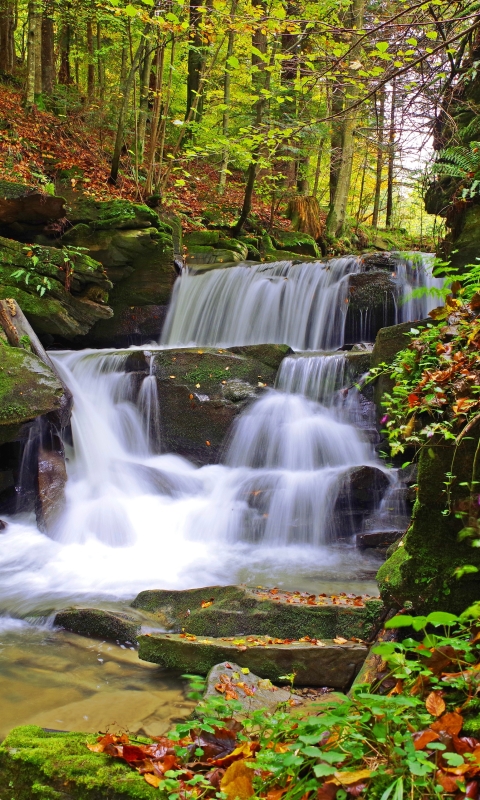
<box><xmin>0</xmin><ymin>620</ymin><xmax>194</xmax><ymax>740</ymax></box>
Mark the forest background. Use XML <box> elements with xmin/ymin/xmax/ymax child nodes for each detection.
<box><xmin>1</xmin><ymin>0</ymin><xmax>477</xmax><ymax>246</ymax></box>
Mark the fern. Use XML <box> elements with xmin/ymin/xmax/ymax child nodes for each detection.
<box><xmin>434</xmin><ymin>141</ymin><xmax>480</xmax><ymax>198</ymax></box>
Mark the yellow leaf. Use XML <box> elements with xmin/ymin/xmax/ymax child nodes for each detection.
<box><xmin>333</xmin><ymin>637</ymin><xmax>348</xmax><ymax>645</ymax></box>
<box><xmin>144</xmin><ymin>773</ymin><xmax>162</xmax><ymax>787</ymax></box>
<box><xmin>241</xmin><ymin>667</ymin><xmax>250</xmax><ymax>674</ymax></box>
<box><xmin>333</xmin><ymin>769</ymin><xmax>371</xmax><ymax>785</ymax></box>
<box><xmin>220</xmin><ymin>759</ymin><xmax>254</xmax><ymax>800</ymax></box>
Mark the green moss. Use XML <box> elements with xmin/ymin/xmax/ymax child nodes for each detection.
<box><xmin>271</xmin><ymin>230</ymin><xmax>320</xmax><ymax>259</ymax></box>
<box><xmin>0</xmin><ymin>726</ymin><xmax>156</xmax><ymax>800</ymax></box>
<box><xmin>68</xmin><ymin>199</ymin><xmax>162</xmax><ymax>232</ymax></box>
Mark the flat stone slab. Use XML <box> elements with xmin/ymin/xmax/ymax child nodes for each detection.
<box><xmin>54</xmin><ymin>606</ymin><xmax>169</xmax><ymax>645</ymax></box>
<box><xmin>138</xmin><ymin>633</ymin><xmax>368</xmax><ymax>689</ymax></box>
<box><xmin>132</xmin><ymin>584</ymin><xmax>383</xmax><ymax>641</ymax></box>
<box><xmin>205</xmin><ymin>661</ymin><xmax>296</xmax><ymax>713</ymax></box>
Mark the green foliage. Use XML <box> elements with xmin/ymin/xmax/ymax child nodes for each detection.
<box><xmin>435</xmin><ymin>142</ymin><xmax>480</xmax><ymax>199</ymax></box>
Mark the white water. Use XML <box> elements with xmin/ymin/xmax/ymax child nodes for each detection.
<box><xmin>0</xmin><ymin>252</ymin><xmax>438</xmax><ymax>616</ymax></box>
<box><xmin>161</xmin><ymin>253</ymin><xmax>444</xmax><ymax>349</ymax></box>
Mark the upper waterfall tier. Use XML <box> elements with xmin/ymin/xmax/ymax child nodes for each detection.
<box><xmin>161</xmin><ymin>254</ymin><xmax>443</xmax><ymax>350</ymax></box>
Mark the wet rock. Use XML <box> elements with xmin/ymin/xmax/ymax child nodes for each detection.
<box><xmin>151</xmin><ymin>348</ymin><xmax>283</xmax><ymax>465</ymax></box>
<box><xmin>371</xmin><ymin>320</ymin><xmax>431</xmax><ymax>407</ymax></box>
<box><xmin>205</xmin><ymin>661</ymin><xmax>296</xmax><ymax>713</ymax></box>
<box><xmin>36</xmin><ymin>447</ymin><xmax>67</xmax><ymax>533</ymax></box>
<box><xmin>0</xmin><ymin>180</ymin><xmax>66</xmax><ymax>233</ymax></box>
<box><xmin>227</xmin><ymin>344</ymin><xmax>292</xmax><ymax>371</ymax></box>
<box><xmin>132</xmin><ymin>585</ymin><xmax>384</xmax><ymax>641</ymax></box>
<box><xmin>54</xmin><ymin>607</ymin><xmax>140</xmax><ymax>645</ymax></box>
<box><xmin>356</xmin><ymin>530</ymin><xmax>403</xmax><ymax>549</ymax></box>
<box><xmin>0</xmin><ymin>235</ymin><xmax>112</xmax><ymax>341</ymax></box>
<box><xmin>271</xmin><ymin>230</ymin><xmax>320</xmax><ymax>259</ymax></box>
<box><xmin>344</xmin><ymin>466</ymin><xmax>390</xmax><ymax>510</ymax></box>
<box><xmin>138</xmin><ymin>632</ymin><xmax>367</xmax><ymax>688</ymax></box>
<box><xmin>345</xmin><ymin>271</ymin><xmax>397</xmax><ymax>344</ymax></box>
<box><xmin>0</xmin><ymin>519</ymin><xmax>7</xmax><ymax>531</ymax></box>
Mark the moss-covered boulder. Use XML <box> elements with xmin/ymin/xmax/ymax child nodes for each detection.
<box><xmin>50</xmin><ymin>199</ymin><xmax>177</xmax><ymax>346</ymax></box>
<box><xmin>271</xmin><ymin>230</ymin><xmax>321</xmax><ymax>259</ymax></box>
<box><xmin>0</xmin><ymin>179</ymin><xmax>66</xmax><ymax>232</ymax></box>
<box><xmin>132</xmin><ymin>585</ymin><xmax>384</xmax><ymax>641</ymax></box>
<box><xmin>0</xmin><ymin>726</ymin><xmax>157</xmax><ymax>799</ymax></box>
<box><xmin>0</xmin><ymin>341</ymin><xmax>65</xmax><ymax>444</ymax></box>
<box><xmin>0</xmin><ymin>235</ymin><xmax>112</xmax><ymax>340</ymax></box>
<box><xmin>377</xmin><ymin>426</ymin><xmax>480</xmax><ymax>614</ymax></box>
<box><xmin>54</xmin><ymin>608</ymin><xmax>141</xmax><ymax>645</ymax></box>
<box><xmin>370</xmin><ymin>320</ymin><xmax>431</xmax><ymax>410</ymax></box>
<box><xmin>151</xmin><ymin>347</ymin><xmax>287</xmax><ymax>464</ymax></box>
<box><xmin>138</xmin><ymin>632</ymin><xmax>367</xmax><ymax>688</ymax></box>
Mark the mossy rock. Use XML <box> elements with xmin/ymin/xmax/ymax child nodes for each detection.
<box><xmin>183</xmin><ymin>230</ymin><xmax>220</xmax><ymax>246</ymax></box>
<box><xmin>263</xmin><ymin>249</ymin><xmax>315</xmax><ymax>263</ymax></box>
<box><xmin>0</xmin><ymin>235</ymin><xmax>113</xmax><ymax>340</ymax></box>
<box><xmin>67</xmin><ymin>198</ymin><xmax>163</xmax><ymax>232</ymax></box>
<box><xmin>138</xmin><ymin>632</ymin><xmax>367</xmax><ymax>688</ymax></box>
<box><xmin>227</xmin><ymin>344</ymin><xmax>292</xmax><ymax>371</ymax></box>
<box><xmin>0</xmin><ymin>726</ymin><xmax>157</xmax><ymax>799</ymax></box>
<box><xmin>216</xmin><ymin>237</ymin><xmax>249</xmax><ymax>260</ymax></box>
<box><xmin>0</xmin><ymin>180</ymin><xmax>66</xmax><ymax>227</ymax></box>
<box><xmin>54</xmin><ymin>608</ymin><xmax>140</xmax><ymax>645</ymax></box>
<box><xmin>377</xmin><ymin>429</ymin><xmax>480</xmax><ymax>613</ymax></box>
<box><xmin>370</xmin><ymin>320</ymin><xmax>428</xmax><ymax>408</ymax></box>
<box><xmin>271</xmin><ymin>230</ymin><xmax>321</xmax><ymax>259</ymax></box>
<box><xmin>447</xmin><ymin>206</ymin><xmax>480</xmax><ymax>273</ymax></box>
<box><xmin>185</xmin><ymin>246</ymin><xmax>241</xmax><ymax>266</ymax></box>
<box><xmin>0</xmin><ymin>343</ymin><xmax>65</xmax><ymax>443</ymax></box>
<box><xmin>132</xmin><ymin>585</ymin><xmax>384</xmax><ymax>641</ymax></box>
<box><xmin>151</xmin><ymin>347</ymin><xmax>282</xmax><ymax>464</ymax></box>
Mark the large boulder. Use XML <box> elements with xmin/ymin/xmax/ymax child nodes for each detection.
<box><xmin>56</xmin><ymin>199</ymin><xmax>176</xmax><ymax>347</ymax></box>
<box><xmin>204</xmin><ymin>661</ymin><xmax>296</xmax><ymax>713</ymax></box>
<box><xmin>54</xmin><ymin>608</ymin><xmax>142</xmax><ymax>645</ymax></box>
<box><xmin>138</xmin><ymin>632</ymin><xmax>367</xmax><ymax>688</ymax></box>
<box><xmin>370</xmin><ymin>320</ymin><xmax>430</xmax><ymax>409</ymax></box>
<box><xmin>151</xmin><ymin>346</ymin><xmax>289</xmax><ymax>464</ymax></box>
<box><xmin>0</xmin><ymin>235</ymin><xmax>112</xmax><ymax>341</ymax></box>
<box><xmin>131</xmin><ymin>584</ymin><xmax>384</xmax><ymax>641</ymax></box>
<box><xmin>271</xmin><ymin>229</ymin><xmax>321</xmax><ymax>259</ymax></box>
<box><xmin>377</xmin><ymin>424</ymin><xmax>480</xmax><ymax>614</ymax></box>
<box><xmin>0</xmin><ymin>180</ymin><xmax>66</xmax><ymax>236</ymax></box>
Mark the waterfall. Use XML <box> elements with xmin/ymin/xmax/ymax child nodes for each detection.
<box><xmin>161</xmin><ymin>257</ymin><xmax>360</xmax><ymax>350</ymax></box>
<box><xmin>162</xmin><ymin>253</ymin><xmax>442</xmax><ymax>350</ymax></box>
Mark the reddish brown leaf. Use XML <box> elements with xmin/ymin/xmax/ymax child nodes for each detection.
<box><xmin>413</xmin><ymin>729</ymin><xmax>440</xmax><ymax>750</ymax></box>
<box><xmin>431</xmin><ymin>711</ymin><xmax>464</xmax><ymax>736</ymax></box>
<box><xmin>317</xmin><ymin>782</ymin><xmax>338</xmax><ymax>800</ymax></box>
<box><xmin>435</xmin><ymin>770</ymin><xmax>461</xmax><ymax>793</ymax></box>
<box><xmin>426</xmin><ymin>691</ymin><xmax>446</xmax><ymax>717</ymax></box>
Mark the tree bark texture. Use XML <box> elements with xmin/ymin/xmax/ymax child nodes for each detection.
<box><xmin>0</xmin><ymin>0</ymin><xmax>16</xmax><ymax>75</ymax></box>
<box><xmin>372</xmin><ymin>86</ymin><xmax>386</xmax><ymax>228</ymax></box>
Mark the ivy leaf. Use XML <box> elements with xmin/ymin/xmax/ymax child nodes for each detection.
<box><xmin>376</xmin><ymin>42</ymin><xmax>389</xmax><ymax>52</ymax></box>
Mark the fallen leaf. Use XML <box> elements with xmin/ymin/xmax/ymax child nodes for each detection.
<box><xmin>317</xmin><ymin>782</ymin><xmax>338</xmax><ymax>800</ymax></box>
<box><xmin>431</xmin><ymin>711</ymin><xmax>464</xmax><ymax>736</ymax></box>
<box><xmin>426</xmin><ymin>691</ymin><xmax>446</xmax><ymax>717</ymax></box>
<box><xmin>333</xmin><ymin>769</ymin><xmax>371</xmax><ymax>785</ymax></box>
<box><xmin>435</xmin><ymin>770</ymin><xmax>461</xmax><ymax>792</ymax></box>
<box><xmin>220</xmin><ymin>759</ymin><xmax>254</xmax><ymax>800</ymax></box>
<box><xmin>413</xmin><ymin>729</ymin><xmax>440</xmax><ymax>750</ymax></box>
<box><xmin>333</xmin><ymin>637</ymin><xmax>348</xmax><ymax>645</ymax></box>
<box><xmin>144</xmin><ymin>773</ymin><xmax>162</xmax><ymax>787</ymax></box>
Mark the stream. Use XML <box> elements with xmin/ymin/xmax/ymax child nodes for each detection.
<box><xmin>0</xmin><ymin>252</ymin><xmax>442</xmax><ymax>735</ymax></box>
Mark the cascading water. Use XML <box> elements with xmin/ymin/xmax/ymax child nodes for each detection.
<box><xmin>0</xmin><ymin>251</ymin><xmax>438</xmax><ymax>617</ymax></box>
<box><xmin>161</xmin><ymin>253</ymin><xmax>443</xmax><ymax>350</ymax></box>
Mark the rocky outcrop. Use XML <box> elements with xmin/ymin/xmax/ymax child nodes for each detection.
<box><xmin>0</xmin><ymin>180</ymin><xmax>66</xmax><ymax>238</ymax></box>
<box><xmin>377</xmin><ymin>423</ymin><xmax>480</xmax><ymax>614</ymax></box>
<box><xmin>131</xmin><ymin>584</ymin><xmax>384</xmax><ymax>641</ymax></box>
<box><xmin>138</xmin><ymin>632</ymin><xmax>367</xmax><ymax>688</ymax></box>
<box><xmin>205</xmin><ymin>662</ymin><xmax>297</xmax><ymax>713</ymax></box>
<box><xmin>54</xmin><ymin>608</ymin><xmax>141</xmax><ymax>645</ymax></box>
<box><xmin>150</xmin><ymin>346</ymin><xmax>290</xmax><ymax>464</ymax></box>
<box><xmin>54</xmin><ymin>198</ymin><xmax>176</xmax><ymax>347</ymax></box>
<box><xmin>0</xmin><ymin>235</ymin><xmax>112</xmax><ymax>341</ymax></box>
<box><xmin>0</xmin><ymin>300</ymin><xmax>71</xmax><ymax>524</ymax></box>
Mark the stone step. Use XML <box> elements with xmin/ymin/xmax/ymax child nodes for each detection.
<box><xmin>357</xmin><ymin>530</ymin><xmax>403</xmax><ymax>549</ymax></box>
<box><xmin>138</xmin><ymin>632</ymin><xmax>368</xmax><ymax>689</ymax></box>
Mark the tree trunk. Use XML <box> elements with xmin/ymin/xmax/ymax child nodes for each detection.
<box><xmin>58</xmin><ymin>24</ymin><xmax>72</xmax><ymax>85</ymax></box>
<box><xmin>279</xmin><ymin>0</ymin><xmax>300</xmax><ymax>187</ymax></box>
<box><xmin>312</xmin><ymin>136</ymin><xmax>325</xmax><ymax>197</ymax></box>
<box><xmin>186</xmin><ymin>0</ymin><xmax>208</xmax><ymax>124</ymax></box>
<box><xmin>234</xmin><ymin>0</ymin><xmax>267</xmax><ymax>234</ymax></box>
<box><xmin>218</xmin><ymin>0</ymin><xmax>238</xmax><ymax>194</ymax></box>
<box><xmin>372</xmin><ymin>86</ymin><xmax>386</xmax><ymax>228</ymax></box>
<box><xmin>385</xmin><ymin>78</ymin><xmax>396</xmax><ymax>229</ymax></box>
<box><xmin>34</xmin><ymin>6</ymin><xmax>42</xmax><ymax>95</ymax></box>
<box><xmin>326</xmin><ymin>0</ymin><xmax>365</xmax><ymax>236</ymax></box>
<box><xmin>41</xmin><ymin>1</ymin><xmax>54</xmax><ymax>96</ymax></box>
<box><xmin>145</xmin><ymin>37</ymin><xmax>166</xmax><ymax>196</ymax></box>
<box><xmin>137</xmin><ymin>45</ymin><xmax>154</xmax><ymax>162</ymax></box>
<box><xmin>0</xmin><ymin>0</ymin><xmax>16</xmax><ymax>75</ymax></box>
<box><xmin>25</xmin><ymin>1</ymin><xmax>37</xmax><ymax>109</ymax></box>
<box><xmin>329</xmin><ymin>83</ymin><xmax>344</xmax><ymax>205</ymax></box>
<box><xmin>96</xmin><ymin>20</ymin><xmax>105</xmax><ymax>100</ymax></box>
<box><xmin>109</xmin><ymin>27</ymin><xmax>149</xmax><ymax>185</ymax></box>
<box><xmin>86</xmin><ymin>17</ymin><xmax>95</xmax><ymax>101</ymax></box>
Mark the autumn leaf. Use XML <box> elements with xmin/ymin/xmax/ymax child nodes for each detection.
<box><xmin>333</xmin><ymin>637</ymin><xmax>348</xmax><ymax>645</ymax></box>
<box><xmin>333</xmin><ymin>768</ymin><xmax>371</xmax><ymax>785</ymax></box>
<box><xmin>425</xmin><ymin>691</ymin><xmax>446</xmax><ymax>717</ymax></box>
<box><xmin>431</xmin><ymin>711</ymin><xmax>464</xmax><ymax>736</ymax></box>
<box><xmin>144</xmin><ymin>773</ymin><xmax>162</xmax><ymax>787</ymax></box>
<box><xmin>435</xmin><ymin>770</ymin><xmax>461</xmax><ymax>793</ymax></box>
<box><xmin>413</xmin><ymin>729</ymin><xmax>440</xmax><ymax>750</ymax></box>
<box><xmin>220</xmin><ymin>759</ymin><xmax>254</xmax><ymax>800</ymax></box>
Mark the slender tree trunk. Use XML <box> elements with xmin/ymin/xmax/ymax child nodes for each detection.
<box><xmin>26</xmin><ymin>1</ymin><xmax>37</xmax><ymax>109</ymax></box>
<box><xmin>186</xmin><ymin>0</ymin><xmax>210</xmax><ymax>124</ymax></box>
<box><xmin>329</xmin><ymin>83</ymin><xmax>344</xmax><ymax>205</ymax></box>
<box><xmin>234</xmin><ymin>0</ymin><xmax>267</xmax><ymax>234</ymax></box>
<box><xmin>109</xmin><ymin>26</ymin><xmax>149</xmax><ymax>185</ymax></box>
<box><xmin>96</xmin><ymin>20</ymin><xmax>105</xmax><ymax>100</ymax></box>
<box><xmin>313</xmin><ymin>136</ymin><xmax>325</xmax><ymax>197</ymax></box>
<box><xmin>34</xmin><ymin>5</ymin><xmax>42</xmax><ymax>95</ymax></box>
<box><xmin>355</xmin><ymin>148</ymin><xmax>368</xmax><ymax>228</ymax></box>
<box><xmin>297</xmin><ymin>155</ymin><xmax>309</xmax><ymax>195</ymax></box>
<box><xmin>218</xmin><ymin>0</ymin><xmax>238</xmax><ymax>194</ymax></box>
<box><xmin>155</xmin><ymin>37</ymin><xmax>176</xmax><ymax>194</ymax></box>
<box><xmin>145</xmin><ymin>36</ymin><xmax>166</xmax><ymax>196</ymax></box>
<box><xmin>58</xmin><ymin>23</ymin><xmax>72</xmax><ymax>85</ymax></box>
<box><xmin>372</xmin><ymin>86</ymin><xmax>386</xmax><ymax>228</ymax></box>
<box><xmin>326</xmin><ymin>0</ymin><xmax>365</xmax><ymax>236</ymax></box>
<box><xmin>86</xmin><ymin>18</ymin><xmax>95</xmax><ymax>100</ymax></box>
<box><xmin>41</xmin><ymin>1</ymin><xmax>54</xmax><ymax>96</ymax></box>
<box><xmin>385</xmin><ymin>78</ymin><xmax>396</xmax><ymax>228</ymax></box>
<box><xmin>137</xmin><ymin>45</ymin><xmax>154</xmax><ymax>162</ymax></box>
<box><xmin>279</xmin><ymin>0</ymin><xmax>300</xmax><ymax>187</ymax></box>
<box><xmin>0</xmin><ymin>0</ymin><xmax>16</xmax><ymax>75</ymax></box>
